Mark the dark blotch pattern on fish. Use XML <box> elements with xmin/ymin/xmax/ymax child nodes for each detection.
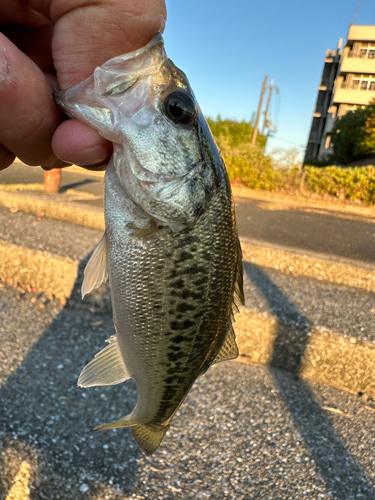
<box><xmin>170</xmin><ymin>320</ymin><xmax>195</xmax><ymax>331</ymax></box>
<box><xmin>170</xmin><ymin>279</ymin><xmax>185</xmax><ymax>289</ymax></box>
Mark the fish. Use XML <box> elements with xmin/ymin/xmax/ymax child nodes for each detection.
<box><xmin>54</xmin><ymin>33</ymin><xmax>244</xmax><ymax>455</ymax></box>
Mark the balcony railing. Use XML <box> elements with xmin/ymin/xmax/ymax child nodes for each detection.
<box><xmin>347</xmin><ymin>51</ymin><xmax>375</xmax><ymax>59</ymax></box>
<box><xmin>341</xmin><ymin>82</ymin><xmax>375</xmax><ymax>91</ymax></box>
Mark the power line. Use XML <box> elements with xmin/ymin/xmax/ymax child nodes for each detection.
<box><xmin>353</xmin><ymin>0</ymin><xmax>361</xmax><ymax>24</ymax></box>
<box><xmin>267</xmin><ymin>136</ymin><xmax>305</xmax><ymax>148</ymax></box>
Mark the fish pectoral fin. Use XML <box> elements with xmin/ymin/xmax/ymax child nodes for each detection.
<box><xmin>212</xmin><ymin>326</ymin><xmax>239</xmax><ymax>366</ymax></box>
<box><xmin>82</xmin><ymin>232</ymin><xmax>109</xmax><ymax>298</ymax></box>
<box><xmin>131</xmin><ymin>423</ymin><xmax>170</xmax><ymax>455</ymax></box>
<box><xmin>78</xmin><ymin>335</ymin><xmax>130</xmax><ymax>387</ymax></box>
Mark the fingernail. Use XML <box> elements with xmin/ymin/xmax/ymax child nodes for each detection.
<box><xmin>0</xmin><ymin>48</ymin><xmax>10</xmax><ymax>85</ymax></box>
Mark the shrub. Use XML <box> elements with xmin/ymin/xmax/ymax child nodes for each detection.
<box><xmin>330</xmin><ymin>100</ymin><xmax>375</xmax><ymax>164</ymax></box>
<box><xmin>207</xmin><ymin>116</ymin><xmax>375</xmax><ymax>205</ymax></box>
<box><xmin>304</xmin><ymin>165</ymin><xmax>375</xmax><ymax>205</ymax></box>
<box><xmin>206</xmin><ymin>116</ymin><xmax>266</xmax><ymax>149</ymax></box>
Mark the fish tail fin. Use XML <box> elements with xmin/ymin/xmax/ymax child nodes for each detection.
<box><xmin>93</xmin><ymin>417</ymin><xmax>170</xmax><ymax>455</ymax></box>
<box><xmin>131</xmin><ymin>423</ymin><xmax>170</xmax><ymax>455</ymax></box>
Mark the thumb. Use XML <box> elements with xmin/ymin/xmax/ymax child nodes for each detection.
<box><xmin>49</xmin><ymin>0</ymin><xmax>166</xmax><ymax>167</ymax></box>
<box><xmin>50</xmin><ymin>0</ymin><xmax>167</xmax><ymax>89</ymax></box>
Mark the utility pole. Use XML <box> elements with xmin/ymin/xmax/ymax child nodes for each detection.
<box><xmin>261</xmin><ymin>79</ymin><xmax>280</xmax><ymax>135</ymax></box>
<box><xmin>251</xmin><ymin>75</ymin><xmax>268</xmax><ymax>146</ymax></box>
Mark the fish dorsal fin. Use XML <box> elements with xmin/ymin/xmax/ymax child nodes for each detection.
<box><xmin>212</xmin><ymin>326</ymin><xmax>239</xmax><ymax>365</ymax></box>
<box><xmin>78</xmin><ymin>336</ymin><xmax>130</xmax><ymax>387</ymax></box>
<box><xmin>82</xmin><ymin>232</ymin><xmax>108</xmax><ymax>298</ymax></box>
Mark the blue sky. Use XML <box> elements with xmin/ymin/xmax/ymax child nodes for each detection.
<box><xmin>163</xmin><ymin>0</ymin><xmax>375</xmax><ymax>159</ymax></box>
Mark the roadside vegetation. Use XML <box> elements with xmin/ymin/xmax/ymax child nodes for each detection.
<box><xmin>330</xmin><ymin>100</ymin><xmax>375</xmax><ymax>165</ymax></box>
<box><xmin>208</xmin><ymin>115</ymin><xmax>375</xmax><ymax>205</ymax></box>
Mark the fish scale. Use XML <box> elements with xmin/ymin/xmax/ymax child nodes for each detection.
<box><xmin>54</xmin><ymin>33</ymin><xmax>244</xmax><ymax>455</ymax></box>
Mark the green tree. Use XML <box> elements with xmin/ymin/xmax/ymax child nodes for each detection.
<box><xmin>330</xmin><ymin>100</ymin><xmax>375</xmax><ymax>164</ymax></box>
<box><xmin>206</xmin><ymin>116</ymin><xmax>266</xmax><ymax>149</ymax></box>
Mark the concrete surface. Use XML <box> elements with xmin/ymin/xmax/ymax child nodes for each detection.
<box><xmin>1</xmin><ymin>283</ymin><xmax>375</xmax><ymax>499</ymax></box>
<box><xmin>0</xmin><ymin>177</ymin><xmax>373</xmax><ymax>399</ymax></box>
<box><xmin>0</xmin><ymin>205</ymin><xmax>103</xmax><ymax>298</ymax></box>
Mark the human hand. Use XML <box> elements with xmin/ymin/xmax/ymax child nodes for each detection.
<box><xmin>0</xmin><ymin>0</ymin><xmax>166</xmax><ymax>171</ymax></box>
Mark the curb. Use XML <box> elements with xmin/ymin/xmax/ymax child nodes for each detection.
<box><xmin>241</xmin><ymin>238</ymin><xmax>375</xmax><ymax>293</ymax></box>
<box><xmin>234</xmin><ymin>307</ymin><xmax>375</xmax><ymax>399</ymax></box>
<box><xmin>0</xmin><ymin>188</ymin><xmax>104</xmax><ymax>231</ymax></box>
<box><xmin>0</xmin><ymin>241</ymin><xmax>77</xmax><ymax>299</ymax></box>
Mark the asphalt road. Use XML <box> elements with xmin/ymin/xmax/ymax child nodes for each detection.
<box><xmin>1</xmin><ymin>282</ymin><xmax>375</xmax><ymax>500</ymax></box>
<box><xmin>235</xmin><ymin>199</ymin><xmax>375</xmax><ymax>265</ymax></box>
<box><xmin>1</xmin><ymin>162</ymin><xmax>375</xmax><ymax>265</ymax></box>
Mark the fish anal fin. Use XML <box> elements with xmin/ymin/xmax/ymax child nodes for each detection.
<box><xmin>212</xmin><ymin>326</ymin><xmax>239</xmax><ymax>366</ymax></box>
<box><xmin>131</xmin><ymin>423</ymin><xmax>170</xmax><ymax>455</ymax></box>
<box><xmin>93</xmin><ymin>415</ymin><xmax>134</xmax><ymax>432</ymax></box>
<box><xmin>78</xmin><ymin>335</ymin><xmax>130</xmax><ymax>387</ymax></box>
<box><xmin>234</xmin><ymin>238</ymin><xmax>245</xmax><ymax>307</ymax></box>
<box><xmin>82</xmin><ymin>232</ymin><xmax>108</xmax><ymax>298</ymax></box>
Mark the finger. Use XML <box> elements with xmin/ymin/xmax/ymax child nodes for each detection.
<box><xmin>50</xmin><ymin>0</ymin><xmax>166</xmax><ymax>171</ymax></box>
<box><xmin>1</xmin><ymin>22</ymin><xmax>54</xmax><ymax>73</ymax></box>
<box><xmin>0</xmin><ymin>33</ymin><xmax>66</xmax><ymax>169</ymax></box>
<box><xmin>0</xmin><ymin>143</ymin><xmax>15</xmax><ymax>171</ymax></box>
<box><xmin>0</xmin><ymin>3</ymin><xmax>49</xmax><ymax>27</ymax></box>
<box><xmin>50</xmin><ymin>0</ymin><xmax>167</xmax><ymax>88</ymax></box>
<box><xmin>52</xmin><ymin>119</ymin><xmax>112</xmax><ymax>167</ymax></box>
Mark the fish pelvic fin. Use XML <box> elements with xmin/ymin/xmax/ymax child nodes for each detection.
<box><xmin>82</xmin><ymin>232</ymin><xmax>108</xmax><ymax>298</ymax></box>
<box><xmin>93</xmin><ymin>418</ymin><xmax>170</xmax><ymax>455</ymax></box>
<box><xmin>131</xmin><ymin>423</ymin><xmax>170</xmax><ymax>455</ymax></box>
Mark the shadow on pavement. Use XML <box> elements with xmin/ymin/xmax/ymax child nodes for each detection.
<box><xmin>244</xmin><ymin>262</ymin><xmax>375</xmax><ymax>499</ymax></box>
<box><xmin>0</xmin><ymin>264</ymin><xmax>139</xmax><ymax>499</ymax></box>
<box><xmin>1</xmin><ymin>257</ymin><xmax>374</xmax><ymax>498</ymax></box>
<box><xmin>60</xmin><ymin>179</ymin><xmax>98</xmax><ymax>193</ymax></box>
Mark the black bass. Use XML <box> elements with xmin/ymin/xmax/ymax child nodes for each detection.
<box><xmin>55</xmin><ymin>33</ymin><xmax>244</xmax><ymax>455</ymax></box>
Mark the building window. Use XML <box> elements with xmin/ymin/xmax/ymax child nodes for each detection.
<box><xmin>358</xmin><ymin>43</ymin><xmax>375</xmax><ymax>59</ymax></box>
<box><xmin>351</xmin><ymin>79</ymin><xmax>360</xmax><ymax>90</ymax></box>
<box><xmin>346</xmin><ymin>74</ymin><xmax>375</xmax><ymax>91</ymax></box>
<box><xmin>325</xmin><ymin>135</ymin><xmax>331</xmax><ymax>149</ymax></box>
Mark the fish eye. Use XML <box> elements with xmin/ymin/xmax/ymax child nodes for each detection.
<box><xmin>163</xmin><ymin>91</ymin><xmax>196</xmax><ymax>126</ymax></box>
